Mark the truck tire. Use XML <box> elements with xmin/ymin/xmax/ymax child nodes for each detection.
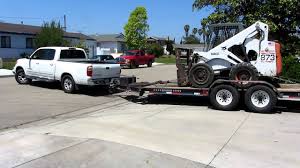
<box><xmin>147</xmin><ymin>60</ymin><xmax>153</xmax><ymax>67</ymax></box>
<box><xmin>210</xmin><ymin>84</ymin><xmax>240</xmax><ymax>111</ymax></box>
<box><xmin>61</xmin><ymin>75</ymin><xmax>76</xmax><ymax>93</ymax></box>
<box><xmin>15</xmin><ymin>69</ymin><xmax>31</xmax><ymax>84</ymax></box>
<box><xmin>229</xmin><ymin>62</ymin><xmax>258</xmax><ymax>81</ymax></box>
<box><xmin>189</xmin><ymin>63</ymin><xmax>214</xmax><ymax>88</ymax></box>
<box><xmin>130</xmin><ymin>62</ymin><xmax>137</xmax><ymax>69</ymax></box>
<box><xmin>244</xmin><ymin>85</ymin><xmax>277</xmax><ymax>113</ymax></box>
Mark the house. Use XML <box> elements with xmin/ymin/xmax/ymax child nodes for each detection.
<box><xmin>91</xmin><ymin>33</ymin><xmax>126</xmax><ymax>55</ymax></box>
<box><xmin>0</xmin><ymin>22</ymin><xmax>97</xmax><ymax>59</ymax></box>
<box><xmin>147</xmin><ymin>36</ymin><xmax>171</xmax><ymax>46</ymax></box>
<box><xmin>173</xmin><ymin>44</ymin><xmax>205</xmax><ymax>52</ymax></box>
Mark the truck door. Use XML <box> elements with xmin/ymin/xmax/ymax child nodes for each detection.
<box><xmin>37</xmin><ymin>49</ymin><xmax>56</xmax><ymax>79</ymax></box>
<box><xmin>137</xmin><ymin>50</ymin><xmax>146</xmax><ymax>65</ymax></box>
<box><xmin>28</xmin><ymin>49</ymin><xmax>56</xmax><ymax>79</ymax></box>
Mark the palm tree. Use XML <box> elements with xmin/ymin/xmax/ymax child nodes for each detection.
<box><xmin>184</xmin><ymin>25</ymin><xmax>190</xmax><ymax>37</ymax></box>
<box><xmin>192</xmin><ymin>28</ymin><xmax>198</xmax><ymax>36</ymax></box>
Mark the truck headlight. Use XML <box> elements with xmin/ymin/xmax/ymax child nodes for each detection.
<box><xmin>125</xmin><ymin>59</ymin><xmax>131</xmax><ymax>63</ymax></box>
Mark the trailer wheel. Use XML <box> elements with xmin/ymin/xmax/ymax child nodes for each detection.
<box><xmin>210</xmin><ymin>85</ymin><xmax>240</xmax><ymax>111</ymax></box>
<box><xmin>245</xmin><ymin>85</ymin><xmax>277</xmax><ymax>113</ymax></box>
<box><xmin>189</xmin><ymin>63</ymin><xmax>214</xmax><ymax>88</ymax></box>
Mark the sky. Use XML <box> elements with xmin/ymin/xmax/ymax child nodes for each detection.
<box><xmin>0</xmin><ymin>0</ymin><xmax>213</xmax><ymax>42</ymax></box>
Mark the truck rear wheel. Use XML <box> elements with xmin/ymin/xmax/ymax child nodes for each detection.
<box><xmin>130</xmin><ymin>62</ymin><xmax>137</xmax><ymax>69</ymax></box>
<box><xmin>210</xmin><ymin>84</ymin><xmax>240</xmax><ymax>111</ymax></box>
<box><xmin>245</xmin><ymin>85</ymin><xmax>277</xmax><ymax>113</ymax></box>
<box><xmin>189</xmin><ymin>63</ymin><xmax>214</xmax><ymax>88</ymax></box>
<box><xmin>147</xmin><ymin>60</ymin><xmax>153</xmax><ymax>67</ymax></box>
<box><xmin>61</xmin><ymin>75</ymin><xmax>76</xmax><ymax>94</ymax></box>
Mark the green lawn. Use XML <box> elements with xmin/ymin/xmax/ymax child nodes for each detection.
<box><xmin>155</xmin><ymin>55</ymin><xmax>176</xmax><ymax>64</ymax></box>
<box><xmin>2</xmin><ymin>60</ymin><xmax>16</xmax><ymax>70</ymax></box>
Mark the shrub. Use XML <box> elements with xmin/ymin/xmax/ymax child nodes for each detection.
<box><xmin>146</xmin><ymin>43</ymin><xmax>164</xmax><ymax>58</ymax></box>
<box><xmin>282</xmin><ymin>56</ymin><xmax>300</xmax><ymax>80</ymax></box>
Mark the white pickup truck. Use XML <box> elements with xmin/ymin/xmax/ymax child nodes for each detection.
<box><xmin>13</xmin><ymin>47</ymin><xmax>121</xmax><ymax>93</ymax></box>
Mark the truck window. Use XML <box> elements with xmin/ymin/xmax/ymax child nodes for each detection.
<box><xmin>60</xmin><ymin>50</ymin><xmax>86</xmax><ymax>59</ymax></box>
<box><xmin>31</xmin><ymin>49</ymin><xmax>55</xmax><ymax>60</ymax></box>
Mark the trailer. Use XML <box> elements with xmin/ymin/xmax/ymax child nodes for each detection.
<box><xmin>127</xmin><ymin>47</ymin><xmax>300</xmax><ymax>113</ymax></box>
<box><xmin>129</xmin><ymin>80</ymin><xmax>300</xmax><ymax>113</ymax></box>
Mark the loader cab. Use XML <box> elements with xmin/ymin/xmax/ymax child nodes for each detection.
<box><xmin>205</xmin><ymin>23</ymin><xmax>245</xmax><ymax>51</ymax></box>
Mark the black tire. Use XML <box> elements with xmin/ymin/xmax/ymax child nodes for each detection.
<box><xmin>129</xmin><ymin>61</ymin><xmax>136</xmax><ymax>69</ymax></box>
<box><xmin>147</xmin><ymin>60</ymin><xmax>153</xmax><ymax>67</ymax></box>
<box><xmin>229</xmin><ymin>62</ymin><xmax>258</xmax><ymax>81</ymax></box>
<box><xmin>244</xmin><ymin>85</ymin><xmax>277</xmax><ymax>113</ymax></box>
<box><xmin>15</xmin><ymin>69</ymin><xmax>31</xmax><ymax>84</ymax></box>
<box><xmin>61</xmin><ymin>75</ymin><xmax>76</xmax><ymax>93</ymax></box>
<box><xmin>189</xmin><ymin>63</ymin><xmax>214</xmax><ymax>88</ymax></box>
<box><xmin>210</xmin><ymin>85</ymin><xmax>240</xmax><ymax>111</ymax></box>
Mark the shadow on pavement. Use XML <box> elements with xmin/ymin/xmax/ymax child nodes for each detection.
<box><xmin>29</xmin><ymin>81</ymin><xmax>117</xmax><ymax>97</ymax></box>
<box><xmin>120</xmin><ymin>94</ymin><xmax>300</xmax><ymax>114</ymax></box>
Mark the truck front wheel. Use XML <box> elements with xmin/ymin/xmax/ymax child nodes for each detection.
<box><xmin>210</xmin><ymin>84</ymin><xmax>240</xmax><ymax>111</ymax></box>
<box><xmin>61</xmin><ymin>75</ymin><xmax>76</xmax><ymax>93</ymax></box>
<box><xmin>245</xmin><ymin>85</ymin><xmax>277</xmax><ymax>113</ymax></box>
<box><xmin>15</xmin><ymin>69</ymin><xmax>31</xmax><ymax>84</ymax></box>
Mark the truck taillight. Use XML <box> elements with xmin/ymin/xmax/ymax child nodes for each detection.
<box><xmin>87</xmin><ymin>66</ymin><xmax>93</xmax><ymax>77</ymax></box>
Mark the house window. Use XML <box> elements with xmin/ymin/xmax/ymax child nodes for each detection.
<box><xmin>1</xmin><ymin>36</ymin><xmax>11</xmax><ymax>48</ymax></box>
<box><xmin>26</xmin><ymin>38</ymin><xmax>34</xmax><ymax>48</ymax></box>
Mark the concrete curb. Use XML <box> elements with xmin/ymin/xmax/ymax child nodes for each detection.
<box><xmin>0</xmin><ymin>75</ymin><xmax>14</xmax><ymax>78</ymax></box>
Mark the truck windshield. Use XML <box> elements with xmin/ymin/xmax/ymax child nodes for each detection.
<box><xmin>60</xmin><ymin>50</ymin><xmax>86</xmax><ymax>59</ymax></box>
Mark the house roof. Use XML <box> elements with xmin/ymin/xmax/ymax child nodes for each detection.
<box><xmin>0</xmin><ymin>22</ymin><xmax>96</xmax><ymax>41</ymax></box>
<box><xmin>173</xmin><ymin>44</ymin><xmax>205</xmax><ymax>50</ymax></box>
<box><xmin>90</xmin><ymin>33</ymin><xmax>125</xmax><ymax>42</ymax></box>
<box><xmin>147</xmin><ymin>36</ymin><xmax>169</xmax><ymax>41</ymax></box>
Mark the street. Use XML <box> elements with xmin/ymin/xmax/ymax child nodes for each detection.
<box><xmin>0</xmin><ymin>64</ymin><xmax>300</xmax><ymax>168</ymax></box>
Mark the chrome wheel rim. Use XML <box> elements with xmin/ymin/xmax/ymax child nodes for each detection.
<box><xmin>64</xmin><ymin>78</ymin><xmax>73</xmax><ymax>91</ymax></box>
<box><xmin>216</xmin><ymin>89</ymin><xmax>233</xmax><ymax>106</ymax></box>
<box><xmin>251</xmin><ymin>90</ymin><xmax>270</xmax><ymax>108</ymax></box>
<box><xmin>18</xmin><ymin>71</ymin><xmax>27</xmax><ymax>83</ymax></box>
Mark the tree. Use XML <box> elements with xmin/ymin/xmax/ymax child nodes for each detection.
<box><xmin>193</xmin><ymin>0</ymin><xmax>300</xmax><ymax>55</ymax></box>
<box><xmin>35</xmin><ymin>21</ymin><xmax>68</xmax><ymax>48</ymax></box>
<box><xmin>183</xmin><ymin>35</ymin><xmax>201</xmax><ymax>44</ymax></box>
<box><xmin>166</xmin><ymin>38</ymin><xmax>174</xmax><ymax>55</ymax></box>
<box><xmin>192</xmin><ymin>28</ymin><xmax>198</xmax><ymax>35</ymax></box>
<box><xmin>146</xmin><ymin>43</ymin><xmax>164</xmax><ymax>58</ymax></box>
<box><xmin>184</xmin><ymin>25</ymin><xmax>190</xmax><ymax>37</ymax></box>
<box><xmin>124</xmin><ymin>7</ymin><xmax>149</xmax><ymax>50</ymax></box>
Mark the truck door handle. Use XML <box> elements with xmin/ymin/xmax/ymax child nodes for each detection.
<box><xmin>50</xmin><ymin>63</ymin><xmax>53</xmax><ymax>66</ymax></box>
<box><xmin>36</xmin><ymin>62</ymin><xmax>39</xmax><ymax>65</ymax></box>
<box><xmin>106</xmin><ymin>67</ymin><xmax>110</xmax><ymax>69</ymax></box>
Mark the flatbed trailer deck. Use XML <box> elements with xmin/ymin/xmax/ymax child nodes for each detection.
<box><xmin>129</xmin><ymin>80</ymin><xmax>300</xmax><ymax>113</ymax></box>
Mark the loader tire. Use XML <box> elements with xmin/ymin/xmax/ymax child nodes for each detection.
<box><xmin>229</xmin><ymin>62</ymin><xmax>258</xmax><ymax>81</ymax></box>
<box><xmin>189</xmin><ymin>63</ymin><xmax>214</xmax><ymax>88</ymax></box>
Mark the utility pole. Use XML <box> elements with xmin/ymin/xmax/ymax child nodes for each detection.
<box><xmin>63</xmin><ymin>15</ymin><xmax>67</xmax><ymax>31</ymax></box>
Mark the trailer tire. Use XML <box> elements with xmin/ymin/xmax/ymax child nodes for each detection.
<box><xmin>189</xmin><ymin>63</ymin><xmax>214</xmax><ymax>88</ymax></box>
<box><xmin>210</xmin><ymin>84</ymin><xmax>240</xmax><ymax>111</ymax></box>
<box><xmin>245</xmin><ymin>85</ymin><xmax>277</xmax><ymax>113</ymax></box>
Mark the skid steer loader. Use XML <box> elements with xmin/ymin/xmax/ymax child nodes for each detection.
<box><xmin>188</xmin><ymin>21</ymin><xmax>282</xmax><ymax>88</ymax></box>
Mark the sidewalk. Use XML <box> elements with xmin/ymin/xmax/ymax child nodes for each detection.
<box><xmin>0</xmin><ymin>69</ymin><xmax>14</xmax><ymax>77</ymax></box>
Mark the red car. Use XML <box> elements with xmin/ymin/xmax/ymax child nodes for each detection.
<box><xmin>118</xmin><ymin>50</ymin><xmax>155</xmax><ymax>68</ymax></box>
